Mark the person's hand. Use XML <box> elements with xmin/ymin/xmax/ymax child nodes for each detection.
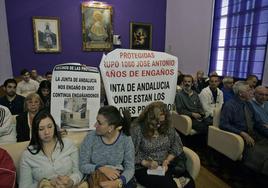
<box><xmin>240</xmin><ymin>131</ymin><xmax>255</xmax><ymax>147</ymax></box>
<box><xmin>191</xmin><ymin>112</ymin><xmax>202</xmax><ymax>120</ymax></box>
<box><xmin>99</xmin><ymin>180</ymin><xmax>119</xmax><ymax>188</ymax></box>
<box><xmin>99</xmin><ymin>166</ymin><xmax>120</xmax><ymax>180</ymax></box>
<box><xmin>51</xmin><ymin>176</ymin><xmax>74</xmax><ymax>188</ymax></box>
<box><xmin>162</xmin><ymin>160</ymin><xmax>169</xmax><ymax>173</ymax></box>
<box><xmin>149</xmin><ymin>160</ymin><xmax>158</xmax><ymax>169</ymax></box>
<box><xmin>38</xmin><ymin>179</ymin><xmax>53</xmax><ymax>188</ymax></box>
<box><xmin>141</xmin><ymin>159</ymin><xmax>158</xmax><ymax>169</ymax></box>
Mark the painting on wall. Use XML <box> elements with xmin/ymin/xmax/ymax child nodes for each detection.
<box><xmin>81</xmin><ymin>2</ymin><xmax>113</xmax><ymax>51</ymax></box>
<box><xmin>32</xmin><ymin>16</ymin><xmax>61</xmax><ymax>53</ymax></box>
<box><xmin>130</xmin><ymin>22</ymin><xmax>152</xmax><ymax>50</ymax></box>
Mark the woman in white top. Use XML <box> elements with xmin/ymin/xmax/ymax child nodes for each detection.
<box><xmin>19</xmin><ymin>110</ymin><xmax>82</xmax><ymax>188</ymax></box>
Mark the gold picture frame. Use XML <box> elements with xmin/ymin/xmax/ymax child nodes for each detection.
<box><xmin>81</xmin><ymin>2</ymin><xmax>113</xmax><ymax>51</ymax></box>
<box><xmin>130</xmin><ymin>22</ymin><xmax>152</xmax><ymax>50</ymax></box>
<box><xmin>32</xmin><ymin>16</ymin><xmax>61</xmax><ymax>53</ymax></box>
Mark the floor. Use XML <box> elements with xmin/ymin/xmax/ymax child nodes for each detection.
<box><xmin>180</xmin><ymin>134</ymin><xmax>267</xmax><ymax>188</ymax></box>
<box><xmin>195</xmin><ymin>166</ymin><xmax>231</xmax><ymax>188</ymax></box>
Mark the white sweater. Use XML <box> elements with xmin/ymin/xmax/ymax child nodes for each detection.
<box><xmin>199</xmin><ymin>86</ymin><xmax>223</xmax><ymax>117</ymax></box>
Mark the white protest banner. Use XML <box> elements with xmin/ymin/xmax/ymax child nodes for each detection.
<box><xmin>51</xmin><ymin>63</ymin><xmax>100</xmax><ymax>130</ymax></box>
<box><xmin>99</xmin><ymin>49</ymin><xmax>178</xmax><ymax>116</ymax></box>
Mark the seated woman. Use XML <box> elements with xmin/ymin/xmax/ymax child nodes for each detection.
<box><xmin>131</xmin><ymin>101</ymin><xmax>195</xmax><ymax>188</ymax></box>
<box><xmin>79</xmin><ymin>105</ymin><xmax>135</xmax><ymax>188</ymax></box>
<box><xmin>16</xmin><ymin>93</ymin><xmax>44</xmax><ymax>142</ymax></box>
<box><xmin>19</xmin><ymin>110</ymin><xmax>82</xmax><ymax>188</ymax></box>
<box><xmin>37</xmin><ymin>80</ymin><xmax>51</xmax><ymax>111</ymax></box>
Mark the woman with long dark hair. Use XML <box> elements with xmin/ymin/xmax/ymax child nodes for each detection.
<box><xmin>19</xmin><ymin>110</ymin><xmax>82</xmax><ymax>188</ymax></box>
<box><xmin>37</xmin><ymin>80</ymin><xmax>51</xmax><ymax>111</ymax></box>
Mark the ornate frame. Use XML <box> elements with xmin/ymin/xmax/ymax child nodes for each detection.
<box><xmin>81</xmin><ymin>2</ymin><xmax>113</xmax><ymax>51</ymax></box>
<box><xmin>32</xmin><ymin>16</ymin><xmax>61</xmax><ymax>53</ymax></box>
<box><xmin>130</xmin><ymin>22</ymin><xmax>152</xmax><ymax>50</ymax></box>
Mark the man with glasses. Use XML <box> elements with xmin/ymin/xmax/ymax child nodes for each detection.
<box><xmin>250</xmin><ymin>86</ymin><xmax>268</xmax><ymax>127</ymax></box>
<box><xmin>220</xmin><ymin>81</ymin><xmax>268</xmax><ymax>176</ymax></box>
<box><xmin>221</xmin><ymin>76</ymin><xmax>234</xmax><ymax>103</ymax></box>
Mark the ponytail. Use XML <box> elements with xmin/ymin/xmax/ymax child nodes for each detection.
<box><xmin>98</xmin><ymin>105</ymin><xmax>132</xmax><ymax>136</ymax></box>
<box><xmin>121</xmin><ymin>110</ymin><xmax>132</xmax><ymax>136</ymax></box>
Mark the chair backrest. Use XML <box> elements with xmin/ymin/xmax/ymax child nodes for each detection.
<box><xmin>212</xmin><ymin>107</ymin><xmax>221</xmax><ymax>127</ymax></box>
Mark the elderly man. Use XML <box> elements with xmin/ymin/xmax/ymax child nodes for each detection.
<box><xmin>220</xmin><ymin>81</ymin><xmax>268</xmax><ymax>176</ymax></box>
<box><xmin>221</xmin><ymin>76</ymin><xmax>234</xmax><ymax>103</ymax></box>
<box><xmin>16</xmin><ymin>69</ymin><xmax>39</xmax><ymax>97</ymax></box>
<box><xmin>193</xmin><ymin>70</ymin><xmax>207</xmax><ymax>93</ymax></box>
<box><xmin>250</xmin><ymin>86</ymin><xmax>268</xmax><ymax>126</ymax></box>
<box><xmin>175</xmin><ymin>74</ymin><xmax>210</xmax><ymax>134</ymax></box>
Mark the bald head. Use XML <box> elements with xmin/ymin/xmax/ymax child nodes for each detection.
<box><xmin>254</xmin><ymin>86</ymin><xmax>268</xmax><ymax>104</ymax></box>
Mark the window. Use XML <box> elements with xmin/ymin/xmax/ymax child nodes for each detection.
<box><xmin>210</xmin><ymin>0</ymin><xmax>268</xmax><ymax>80</ymax></box>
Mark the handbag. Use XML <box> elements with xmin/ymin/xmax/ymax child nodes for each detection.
<box><xmin>87</xmin><ymin>170</ymin><xmax>109</xmax><ymax>188</ymax></box>
<box><xmin>169</xmin><ymin>152</ymin><xmax>187</xmax><ymax>177</ymax></box>
<box><xmin>38</xmin><ymin>178</ymin><xmax>89</xmax><ymax>188</ymax></box>
<box><xmin>38</xmin><ymin>179</ymin><xmax>54</xmax><ymax>188</ymax></box>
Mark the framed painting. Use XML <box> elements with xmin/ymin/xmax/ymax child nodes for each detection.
<box><xmin>130</xmin><ymin>22</ymin><xmax>152</xmax><ymax>50</ymax></box>
<box><xmin>81</xmin><ymin>2</ymin><xmax>113</xmax><ymax>51</ymax></box>
<box><xmin>32</xmin><ymin>16</ymin><xmax>61</xmax><ymax>53</ymax></box>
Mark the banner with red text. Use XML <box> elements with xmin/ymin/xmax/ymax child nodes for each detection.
<box><xmin>51</xmin><ymin>63</ymin><xmax>100</xmax><ymax>130</ymax></box>
<box><xmin>99</xmin><ymin>49</ymin><xmax>178</xmax><ymax>116</ymax></box>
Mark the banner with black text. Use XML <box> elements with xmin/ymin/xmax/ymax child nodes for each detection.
<box><xmin>51</xmin><ymin>63</ymin><xmax>100</xmax><ymax>130</ymax></box>
<box><xmin>99</xmin><ymin>49</ymin><xmax>178</xmax><ymax>116</ymax></box>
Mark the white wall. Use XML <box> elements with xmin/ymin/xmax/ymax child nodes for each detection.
<box><xmin>0</xmin><ymin>0</ymin><xmax>12</xmax><ymax>84</ymax></box>
<box><xmin>165</xmin><ymin>0</ymin><xmax>214</xmax><ymax>76</ymax></box>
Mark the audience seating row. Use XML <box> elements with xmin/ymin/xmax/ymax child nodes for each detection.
<box><xmin>1</xmin><ymin>131</ymin><xmax>200</xmax><ymax>187</ymax></box>
<box><xmin>173</xmin><ymin>109</ymin><xmax>244</xmax><ymax>161</ymax></box>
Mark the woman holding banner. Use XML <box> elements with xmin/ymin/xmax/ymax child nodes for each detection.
<box><xmin>79</xmin><ymin>105</ymin><xmax>136</xmax><ymax>188</ymax></box>
<box><xmin>131</xmin><ymin>101</ymin><xmax>195</xmax><ymax>188</ymax></box>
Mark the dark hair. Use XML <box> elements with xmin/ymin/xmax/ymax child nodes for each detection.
<box><xmin>135</xmin><ymin>101</ymin><xmax>171</xmax><ymax>138</ymax></box>
<box><xmin>37</xmin><ymin>80</ymin><xmax>51</xmax><ymax>96</ymax></box>
<box><xmin>98</xmin><ymin>105</ymin><xmax>131</xmax><ymax>136</ymax></box>
<box><xmin>183</xmin><ymin>74</ymin><xmax>194</xmax><ymax>82</ymax></box>
<box><xmin>177</xmin><ymin>74</ymin><xmax>184</xmax><ymax>85</ymax></box>
<box><xmin>3</xmin><ymin>78</ymin><xmax>17</xmax><ymax>87</ymax></box>
<box><xmin>20</xmin><ymin>69</ymin><xmax>29</xmax><ymax>76</ymax></box>
<box><xmin>45</xmin><ymin>71</ymin><xmax>52</xmax><ymax>77</ymax></box>
<box><xmin>209</xmin><ymin>74</ymin><xmax>220</xmax><ymax>80</ymax></box>
<box><xmin>27</xmin><ymin>110</ymin><xmax>64</xmax><ymax>155</ymax></box>
<box><xmin>37</xmin><ymin>80</ymin><xmax>51</xmax><ymax>109</ymax></box>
